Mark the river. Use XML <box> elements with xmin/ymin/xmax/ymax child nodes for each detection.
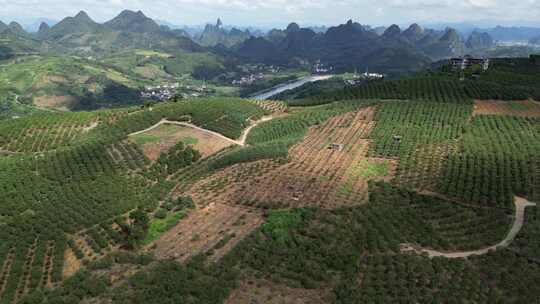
<box><xmin>250</xmin><ymin>75</ymin><xmax>334</xmax><ymax>100</ymax></box>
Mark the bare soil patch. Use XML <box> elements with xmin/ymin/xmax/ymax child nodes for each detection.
<box><xmin>189</xmin><ymin>107</ymin><xmax>397</xmax><ymax>209</ymax></box>
<box><xmin>131</xmin><ymin>124</ymin><xmax>234</xmax><ymax>161</ymax></box>
<box><xmin>474</xmin><ymin>100</ymin><xmax>540</xmax><ymax>117</ymax></box>
<box><xmin>151</xmin><ymin>203</ymin><xmax>264</xmax><ymax>263</ymax></box>
<box><xmin>46</xmin><ymin>75</ymin><xmax>68</xmax><ymax>83</ymax></box>
<box><xmin>62</xmin><ymin>247</ymin><xmax>82</xmax><ymax>279</ymax></box>
<box><xmin>93</xmin><ymin>263</ymin><xmax>141</xmax><ymax>286</ymax></box>
<box><xmin>225</xmin><ymin>278</ymin><xmax>330</xmax><ymax>304</ymax></box>
<box><xmin>34</xmin><ymin>95</ymin><xmax>76</xmax><ymax>111</ymax></box>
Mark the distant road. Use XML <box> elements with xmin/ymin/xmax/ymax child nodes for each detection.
<box><xmin>251</xmin><ymin>75</ymin><xmax>334</xmax><ymax>100</ymax></box>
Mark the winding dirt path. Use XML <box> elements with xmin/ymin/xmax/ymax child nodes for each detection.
<box><xmin>401</xmin><ymin>197</ymin><xmax>536</xmax><ymax>258</ymax></box>
<box><xmin>237</xmin><ymin>116</ymin><xmax>274</xmax><ymax>145</ymax></box>
<box><xmin>128</xmin><ymin>116</ymin><xmax>275</xmax><ymax>147</ymax></box>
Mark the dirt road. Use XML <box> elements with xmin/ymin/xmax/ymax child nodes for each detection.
<box><xmin>401</xmin><ymin>197</ymin><xmax>536</xmax><ymax>258</ymax></box>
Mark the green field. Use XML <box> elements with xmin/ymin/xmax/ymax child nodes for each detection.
<box><xmin>352</xmin><ymin>159</ymin><xmax>391</xmax><ymax>179</ymax></box>
<box><xmin>143</xmin><ymin>210</ymin><xmax>188</xmax><ymax>245</ymax></box>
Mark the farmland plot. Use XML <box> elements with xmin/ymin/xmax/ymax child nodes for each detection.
<box><xmin>190</xmin><ymin>107</ymin><xmax>396</xmax><ymax>209</ymax></box>
<box><xmin>130</xmin><ymin>123</ymin><xmax>234</xmax><ymax>161</ymax></box>
<box><xmin>151</xmin><ymin>203</ymin><xmax>264</xmax><ymax>263</ymax></box>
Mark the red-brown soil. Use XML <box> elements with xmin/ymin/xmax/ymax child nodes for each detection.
<box><xmin>474</xmin><ymin>100</ymin><xmax>540</xmax><ymax>117</ymax></box>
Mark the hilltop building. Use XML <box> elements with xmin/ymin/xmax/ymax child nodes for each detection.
<box><xmin>450</xmin><ymin>55</ymin><xmax>490</xmax><ymax>71</ymax></box>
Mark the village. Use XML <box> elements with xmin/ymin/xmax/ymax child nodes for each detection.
<box><xmin>344</xmin><ymin>69</ymin><xmax>385</xmax><ymax>85</ymax></box>
<box><xmin>231</xmin><ymin>73</ymin><xmax>265</xmax><ymax>86</ymax></box>
<box><xmin>313</xmin><ymin>61</ymin><xmax>334</xmax><ymax>74</ymax></box>
<box><xmin>140</xmin><ymin>83</ymin><xmax>214</xmax><ymax>101</ymax></box>
<box><xmin>231</xmin><ymin>63</ymin><xmax>281</xmax><ymax>86</ymax></box>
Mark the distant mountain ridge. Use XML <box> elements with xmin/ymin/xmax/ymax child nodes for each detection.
<box><xmin>104</xmin><ymin>10</ymin><xmax>162</xmax><ymax>33</ymax></box>
<box><xmin>485</xmin><ymin>26</ymin><xmax>540</xmax><ymax>41</ymax></box>
<box><xmin>36</xmin><ymin>10</ymin><xmax>202</xmax><ymax>53</ymax></box>
<box><xmin>39</xmin><ymin>11</ymin><xmax>101</xmax><ymax>40</ymax></box>
<box><xmin>234</xmin><ymin>20</ymin><xmax>494</xmax><ymax>74</ymax></box>
<box><xmin>196</xmin><ymin>19</ymin><xmax>251</xmax><ymax>47</ymax></box>
<box><xmin>0</xmin><ymin>12</ymin><xmax>511</xmax><ymax>77</ymax></box>
<box><xmin>466</xmin><ymin>31</ymin><xmax>494</xmax><ymax>49</ymax></box>
<box><xmin>530</xmin><ymin>36</ymin><xmax>540</xmax><ymax>45</ymax></box>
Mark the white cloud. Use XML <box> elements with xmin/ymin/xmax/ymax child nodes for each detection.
<box><xmin>0</xmin><ymin>0</ymin><xmax>538</xmax><ymax>27</ymax></box>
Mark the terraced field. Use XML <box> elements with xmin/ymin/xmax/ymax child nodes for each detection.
<box><xmin>152</xmin><ymin>203</ymin><xmax>264</xmax><ymax>263</ymax></box>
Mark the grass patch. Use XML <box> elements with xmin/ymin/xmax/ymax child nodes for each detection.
<box><xmin>509</xmin><ymin>101</ymin><xmax>531</xmax><ymax>111</ymax></box>
<box><xmin>130</xmin><ymin>133</ymin><xmax>161</xmax><ymax>145</ymax></box>
<box><xmin>262</xmin><ymin>209</ymin><xmax>307</xmax><ymax>245</ymax></box>
<box><xmin>339</xmin><ymin>181</ymin><xmax>355</xmax><ymax>196</ymax></box>
<box><xmin>143</xmin><ymin>210</ymin><xmax>188</xmax><ymax>245</ymax></box>
<box><xmin>182</xmin><ymin>137</ymin><xmax>199</xmax><ymax>145</ymax></box>
<box><xmin>352</xmin><ymin>160</ymin><xmax>391</xmax><ymax>179</ymax></box>
<box><xmin>338</xmin><ymin>159</ymin><xmax>391</xmax><ymax>195</ymax></box>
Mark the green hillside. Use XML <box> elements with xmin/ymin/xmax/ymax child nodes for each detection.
<box><xmin>284</xmin><ymin>56</ymin><xmax>540</xmax><ymax>106</ymax></box>
<box><xmin>0</xmin><ymin>51</ymin><xmax>239</xmax><ymax>117</ymax></box>
<box><xmin>0</xmin><ymin>75</ymin><xmax>537</xmax><ymax>303</ymax></box>
<box><xmin>0</xmin><ymin>55</ymin><xmax>145</xmax><ymax>112</ymax></box>
<box><xmin>0</xmin><ymin>98</ymin><xmax>270</xmax><ymax>302</ymax></box>
<box><xmin>101</xmin><ymin>49</ymin><xmax>226</xmax><ymax>79</ymax></box>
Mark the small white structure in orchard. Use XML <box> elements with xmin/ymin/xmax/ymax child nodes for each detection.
<box><xmin>328</xmin><ymin>143</ymin><xmax>344</xmax><ymax>151</ymax></box>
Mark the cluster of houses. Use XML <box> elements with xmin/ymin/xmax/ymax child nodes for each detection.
<box><xmin>450</xmin><ymin>55</ymin><xmax>490</xmax><ymax>71</ymax></box>
<box><xmin>239</xmin><ymin>64</ymin><xmax>280</xmax><ymax>74</ymax></box>
<box><xmin>360</xmin><ymin>70</ymin><xmax>385</xmax><ymax>80</ymax></box>
<box><xmin>231</xmin><ymin>64</ymin><xmax>283</xmax><ymax>86</ymax></box>
<box><xmin>140</xmin><ymin>83</ymin><xmax>212</xmax><ymax>101</ymax></box>
<box><xmin>232</xmin><ymin>73</ymin><xmax>265</xmax><ymax>86</ymax></box>
<box><xmin>313</xmin><ymin>61</ymin><xmax>334</xmax><ymax>74</ymax></box>
<box><xmin>140</xmin><ymin>84</ymin><xmax>179</xmax><ymax>100</ymax></box>
<box><xmin>344</xmin><ymin>69</ymin><xmax>385</xmax><ymax>85</ymax></box>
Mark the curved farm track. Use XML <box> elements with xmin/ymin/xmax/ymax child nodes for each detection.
<box><xmin>402</xmin><ymin>196</ymin><xmax>537</xmax><ymax>258</ymax></box>
<box><xmin>129</xmin><ymin>115</ymin><xmax>277</xmax><ymax>147</ymax></box>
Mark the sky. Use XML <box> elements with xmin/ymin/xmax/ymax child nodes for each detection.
<box><xmin>1</xmin><ymin>0</ymin><xmax>540</xmax><ymax>28</ymax></box>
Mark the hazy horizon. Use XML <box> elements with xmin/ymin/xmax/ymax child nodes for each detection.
<box><xmin>1</xmin><ymin>0</ymin><xmax>540</xmax><ymax>29</ymax></box>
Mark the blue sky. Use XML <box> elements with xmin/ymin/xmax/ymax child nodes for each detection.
<box><xmin>1</xmin><ymin>0</ymin><xmax>539</xmax><ymax>28</ymax></box>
